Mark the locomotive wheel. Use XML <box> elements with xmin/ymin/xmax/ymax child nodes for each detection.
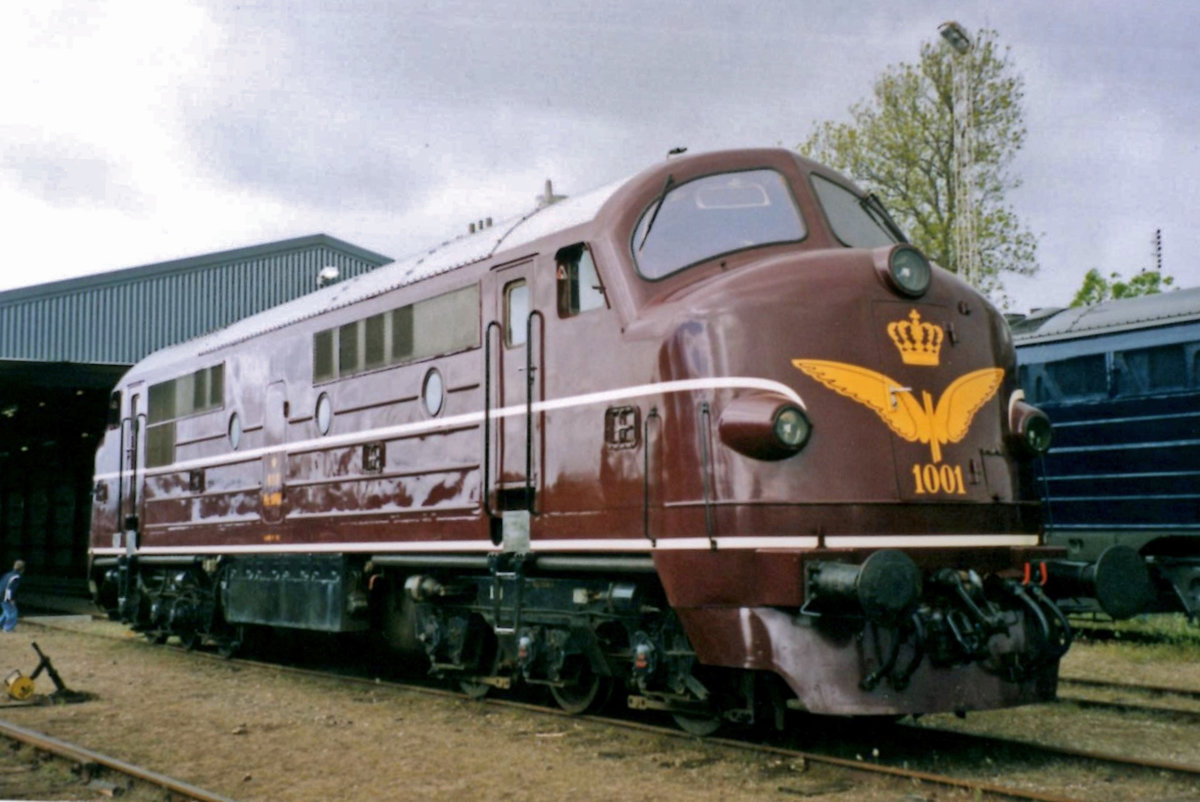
<box><xmin>671</xmin><ymin>711</ymin><xmax>722</xmax><ymax>737</ymax></box>
<box><xmin>550</xmin><ymin>663</ymin><xmax>610</xmax><ymax>715</ymax></box>
<box><xmin>458</xmin><ymin>651</ymin><xmax>501</xmax><ymax>700</ymax></box>
<box><xmin>458</xmin><ymin>620</ymin><xmax>500</xmax><ymax>699</ymax></box>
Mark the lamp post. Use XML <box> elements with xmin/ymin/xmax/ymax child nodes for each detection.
<box><xmin>939</xmin><ymin>21</ymin><xmax>979</xmax><ymax>288</ymax></box>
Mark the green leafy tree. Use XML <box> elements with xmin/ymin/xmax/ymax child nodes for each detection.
<box><xmin>800</xmin><ymin>27</ymin><xmax>1037</xmax><ymax>302</ymax></box>
<box><xmin>1070</xmin><ymin>268</ymin><xmax>1175</xmax><ymax>307</ymax></box>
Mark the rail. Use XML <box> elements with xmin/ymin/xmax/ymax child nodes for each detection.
<box><xmin>0</xmin><ymin>719</ymin><xmax>237</xmax><ymax>802</ymax></box>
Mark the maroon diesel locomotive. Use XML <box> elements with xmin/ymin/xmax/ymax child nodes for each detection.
<box><xmin>90</xmin><ymin>148</ymin><xmax>1071</xmax><ymax>732</ymax></box>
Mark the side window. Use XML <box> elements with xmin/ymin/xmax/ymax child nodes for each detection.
<box><xmin>338</xmin><ymin>321</ymin><xmax>360</xmax><ymax>376</ymax></box>
<box><xmin>107</xmin><ymin>390</ymin><xmax>122</xmax><ymax>429</ymax></box>
<box><xmin>312</xmin><ymin>285</ymin><xmax>480</xmax><ymax>382</ymax></box>
<box><xmin>313</xmin><ymin>330</ymin><xmax>335</xmax><ymax>382</ymax></box>
<box><xmin>505</xmin><ymin>280</ymin><xmax>529</xmax><ymax>347</ymax></box>
<box><xmin>556</xmin><ymin>244</ymin><xmax>606</xmax><ymax>317</ymax></box>
<box><xmin>1045</xmin><ymin>354</ymin><xmax>1107</xmax><ymax>400</ymax></box>
<box><xmin>144</xmin><ymin>364</ymin><xmax>225</xmax><ymax>468</ymax></box>
<box><xmin>1120</xmin><ymin>344</ymin><xmax>1187</xmax><ymax>394</ymax></box>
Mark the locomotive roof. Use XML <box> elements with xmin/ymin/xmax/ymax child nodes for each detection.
<box><xmin>129</xmin><ymin>175</ymin><xmax>626</xmax><ymax>378</ymax></box>
<box><xmin>1011</xmin><ymin>285</ymin><xmax>1200</xmax><ymax>345</ymax></box>
<box><xmin>123</xmin><ymin>147</ymin><xmax>837</xmax><ymax>382</ymax></box>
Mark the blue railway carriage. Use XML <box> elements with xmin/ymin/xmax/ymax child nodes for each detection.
<box><xmin>1012</xmin><ymin>286</ymin><xmax>1200</xmax><ymax>619</ymax></box>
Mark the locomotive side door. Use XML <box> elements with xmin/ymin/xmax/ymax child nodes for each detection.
<box><xmin>491</xmin><ymin>259</ymin><xmax>542</xmax><ymax>523</ymax></box>
<box><xmin>261</xmin><ymin>381</ymin><xmax>288</xmax><ymax>526</ymax></box>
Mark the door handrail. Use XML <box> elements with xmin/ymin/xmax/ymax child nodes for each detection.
<box><xmin>524</xmin><ymin>310</ymin><xmax>544</xmax><ymax>515</ymax></box>
<box><xmin>483</xmin><ymin>320</ymin><xmax>503</xmax><ymax>518</ymax></box>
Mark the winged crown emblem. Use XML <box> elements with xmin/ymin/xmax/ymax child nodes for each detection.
<box><xmin>791</xmin><ymin>360</ymin><xmax>1003</xmax><ymax>463</ymax></box>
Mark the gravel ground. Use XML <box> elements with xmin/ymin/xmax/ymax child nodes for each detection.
<box><xmin>2</xmin><ymin>618</ymin><xmax>926</xmax><ymax>802</ymax></box>
<box><xmin>3</xmin><ymin>615</ymin><xmax>1200</xmax><ymax>802</ymax></box>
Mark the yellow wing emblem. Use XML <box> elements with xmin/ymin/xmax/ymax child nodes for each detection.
<box><xmin>792</xmin><ymin>359</ymin><xmax>1003</xmax><ymax>463</ymax></box>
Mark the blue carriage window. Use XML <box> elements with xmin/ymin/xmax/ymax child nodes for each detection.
<box><xmin>1045</xmin><ymin>354</ymin><xmax>1107</xmax><ymax>400</ymax></box>
<box><xmin>1120</xmin><ymin>344</ymin><xmax>1187</xmax><ymax>394</ymax></box>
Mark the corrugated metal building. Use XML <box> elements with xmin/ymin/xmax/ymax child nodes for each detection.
<box><xmin>0</xmin><ymin>234</ymin><xmax>391</xmax><ymax>583</ymax></box>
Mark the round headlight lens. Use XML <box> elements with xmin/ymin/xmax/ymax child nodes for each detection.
<box><xmin>773</xmin><ymin>406</ymin><xmax>811</xmax><ymax>450</ymax></box>
<box><xmin>1024</xmin><ymin>415</ymin><xmax>1052</xmax><ymax>454</ymax></box>
<box><xmin>889</xmin><ymin>246</ymin><xmax>932</xmax><ymax>297</ymax></box>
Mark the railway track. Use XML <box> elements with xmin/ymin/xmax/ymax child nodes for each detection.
<box><xmin>20</xmin><ymin>613</ymin><xmax>1200</xmax><ymax>801</ymax></box>
<box><xmin>1068</xmin><ymin>618</ymin><xmax>1200</xmax><ymax>648</ymax></box>
<box><xmin>122</xmin><ymin>636</ymin><xmax>1200</xmax><ymax>801</ymax></box>
<box><xmin>1055</xmin><ymin>676</ymin><xmax>1200</xmax><ymax>723</ymax></box>
<box><xmin>153</xmin><ymin>646</ymin><xmax>1087</xmax><ymax>802</ymax></box>
<box><xmin>0</xmin><ymin>718</ymin><xmax>236</xmax><ymax>802</ymax></box>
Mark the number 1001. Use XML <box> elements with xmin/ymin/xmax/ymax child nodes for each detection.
<box><xmin>912</xmin><ymin>463</ymin><xmax>967</xmax><ymax>495</ymax></box>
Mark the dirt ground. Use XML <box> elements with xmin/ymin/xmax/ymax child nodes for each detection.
<box><xmin>3</xmin><ymin>615</ymin><xmax>1200</xmax><ymax>802</ymax></box>
<box><xmin>1</xmin><ymin>617</ymin><xmax>938</xmax><ymax>802</ymax></box>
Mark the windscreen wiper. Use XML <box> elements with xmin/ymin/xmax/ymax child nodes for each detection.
<box><xmin>861</xmin><ymin>192</ymin><xmax>909</xmax><ymax>244</ymax></box>
<box><xmin>637</xmin><ymin>174</ymin><xmax>675</xmax><ymax>252</ymax></box>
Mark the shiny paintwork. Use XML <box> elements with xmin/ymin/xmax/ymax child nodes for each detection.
<box><xmin>90</xmin><ymin>148</ymin><xmax>1060</xmax><ymax>715</ymax></box>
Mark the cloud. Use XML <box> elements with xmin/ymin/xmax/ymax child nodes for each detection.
<box><xmin>0</xmin><ymin>139</ymin><xmax>144</xmax><ymax>210</ymax></box>
<box><xmin>1</xmin><ymin>0</ymin><xmax>1198</xmax><ymax>308</ymax></box>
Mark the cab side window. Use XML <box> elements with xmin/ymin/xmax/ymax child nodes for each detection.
<box><xmin>556</xmin><ymin>244</ymin><xmax>606</xmax><ymax>317</ymax></box>
<box><xmin>505</xmin><ymin>280</ymin><xmax>529</xmax><ymax>346</ymax></box>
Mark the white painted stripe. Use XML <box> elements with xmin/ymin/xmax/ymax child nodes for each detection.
<box><xmin>91</xmin><ymin>541</ymin><xmax>500</xmax><ymax>557</ymax></box>
<box><xmin>95</xmin><ymin>376</ymin><xmax>804</xmax><ymax>481</ymax></box>
<box><xmin>823</xmin><ymin>534</ymin><xmax>1040</xmax><ymax>548</ymax></box>
<box><xmin>92</xmin><ymin>534</ymin><xmax>1041</xmax><ymax>559</ymax></box>
<box><xmin>530</xmin><ymin>536</ymin><xmax>822</xmax><ymax>551</ymax></box>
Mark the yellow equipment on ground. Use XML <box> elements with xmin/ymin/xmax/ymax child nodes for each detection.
<box><xmin>3</xmin><ymin>669</ymin><xmax>34</xmax><ymax>701</ymax></box>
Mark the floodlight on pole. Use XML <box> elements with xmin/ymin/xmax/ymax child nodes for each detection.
<box><xmin>939</xmin><ymin>21</ymin><xmax>979</xmax><ymax>289</ymax></box>
<box><xmin>939</xmin><ymin>21</ymin><xmax>972</xmax><ymax>55</ymax></box>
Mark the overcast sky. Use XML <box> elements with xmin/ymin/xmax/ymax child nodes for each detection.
<box><xmin>2</xmin><ymin>0</ymin><xmax>1197</xmax><ymax>312</ymax></box>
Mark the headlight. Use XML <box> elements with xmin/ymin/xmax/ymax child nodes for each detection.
<box><xmin>1023</xmin><ymin>414</ymin><xmax>1052</xmax><ymax>455</ymax></box>
<box><xmin>773</xmin><ymin>406</ymin><xmax>812</xmax><ymax>450</ymax></box>
<box><xmin>887</xmin><ymin>245</ymin><xmax>932</xmax><ymax>297</ymax></box>
<box><xmin>1008</xmin><ymin>393</ymin><xmax>1052</xmax><ymax>458</ymax></box>
<box><xmin>719</xmin><ymin>394</ymin><xmax>812</xmax><ymax>460</ymax></box>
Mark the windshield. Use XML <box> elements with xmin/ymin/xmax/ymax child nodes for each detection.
<box><xmin>810</xmin><ymin>174</ymin><xmax>903</xmax><ymax>247</ymax></box>
<box><xmin>631</xmin><ymin>169</ymin><xmax>806</xmax><ymax>280</ymax></box>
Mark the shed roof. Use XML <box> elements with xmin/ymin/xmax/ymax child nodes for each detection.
<box><xmin>134</xmin><ymin>178</ymin><xmax>625</xmax><ymax>376</ymax></box>
<box><xmin>0</xmin><ymin>234</ymin><xmax>393</xmax><ymax>366</ymax></box>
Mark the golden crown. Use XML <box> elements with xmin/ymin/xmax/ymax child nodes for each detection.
<box><xmin>888</xmin><ymin>309</ymin><xmax>943</xmax><ymax>366</ymax></box>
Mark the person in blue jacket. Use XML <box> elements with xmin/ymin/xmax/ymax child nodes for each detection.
<box><xmin>1</xmin><ymin>560</ymin><xmax>25</xmax><ymax>632</ymax></box>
